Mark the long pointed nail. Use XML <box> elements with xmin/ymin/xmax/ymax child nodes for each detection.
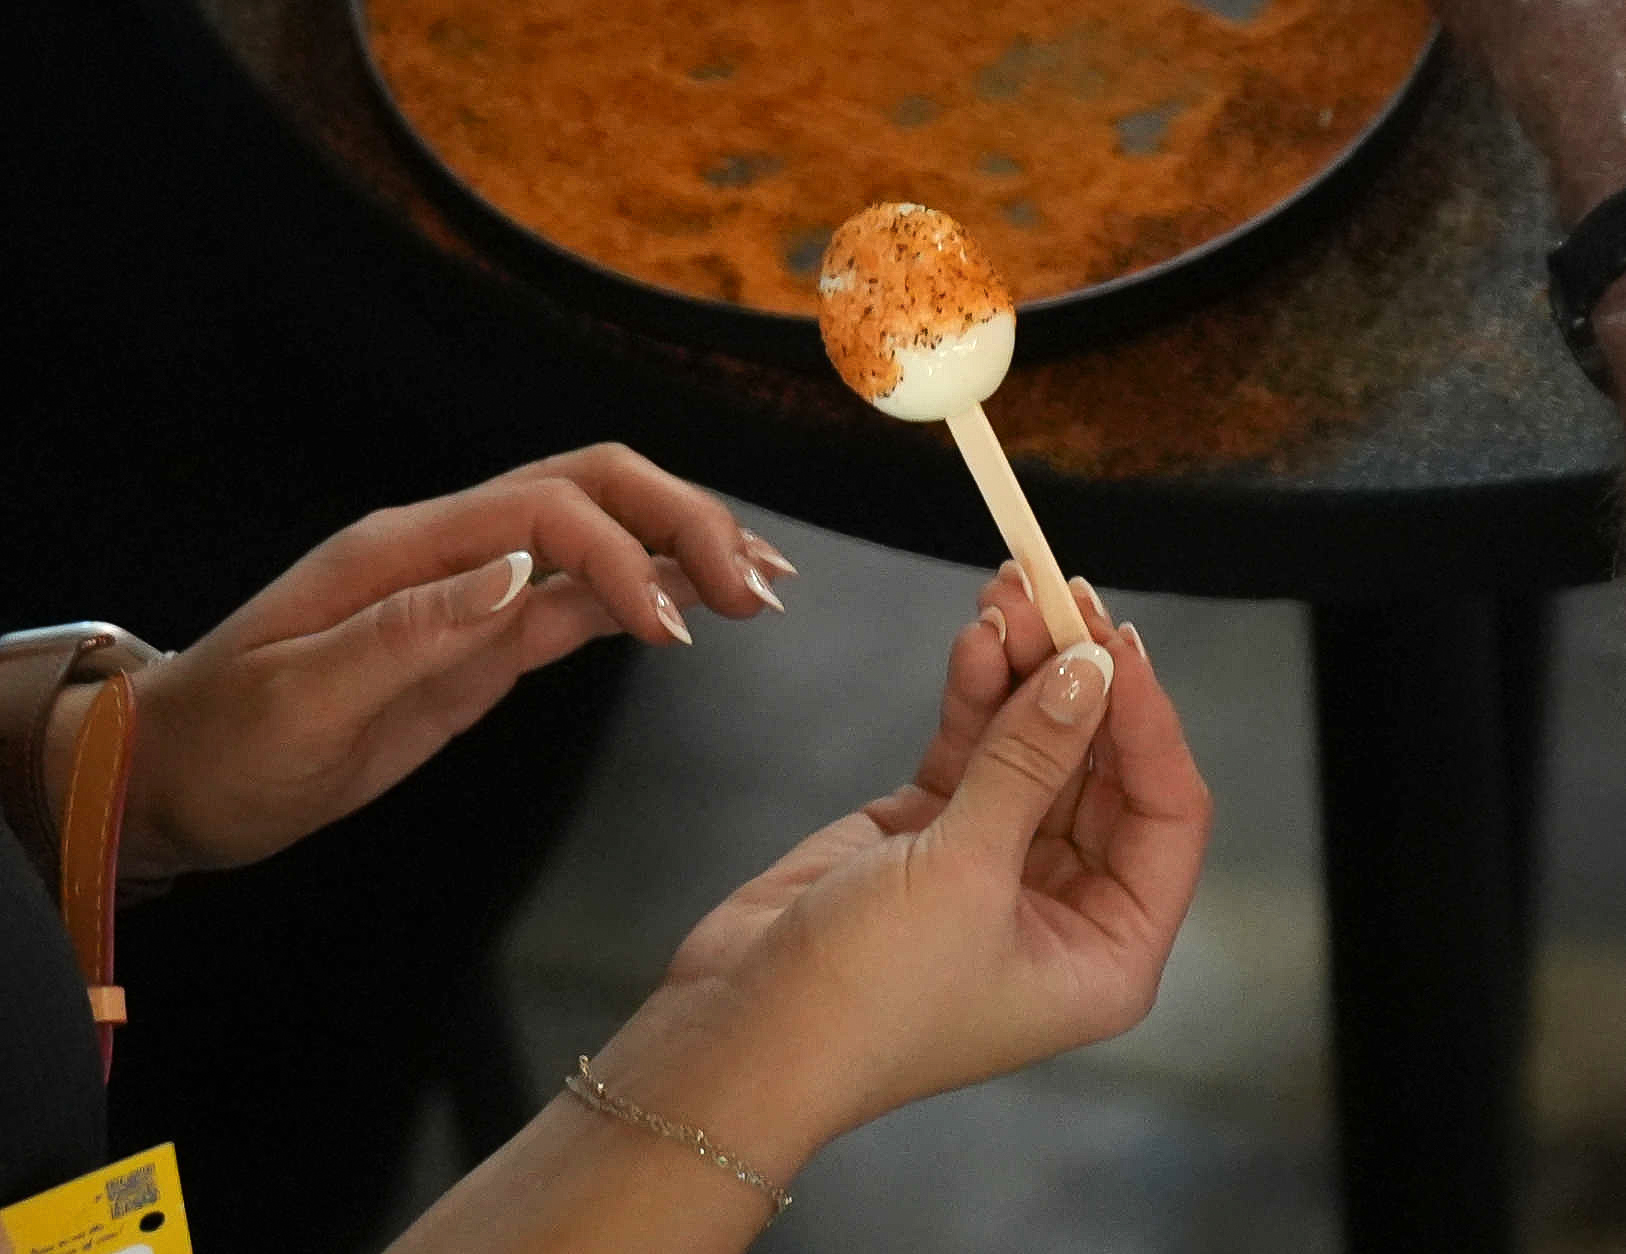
<box><xmin>741</xmin><ymin>529</ymin><xmax>799</xmax><ymax>577</ymax></box>
<box><xmin>650</xmin><ymin>584</ymin><xmax>693</xmax><ymax>645</ymax></box>
<box><xmin>737</xmin><ymin>555</ymin><xmax>786</xmax><ymax>613</ymax></box>
<box><xmin>998</xmin><ymin>559</ymin><xmax>1034</xmax><ymax>603</ymax></box>
<box><xmin>489</xmin><ymin>551</ymin><xmax>533</xmax><ymax>612</ymax></box>
<box><xmin>978</xmin><ymin>605</ymin><xmax>1007</xmax><ymax>645</ymax></box>
<box><xmin>453</xmin><ymin>551</ymin><xmax>534</xmax><ymax>621</ymax></box>
<box><xmin>1120</xmin><ymin>621</ymin><xmax>1150</xmax><ymax>664</ymax></box>
<box><xmin>1068</xmin><ymin>574</ymin><xmax>1109</xmax><ymax>622</ymax></box>
<box><xmin>1039</xmin><ymin>641</ymin><xmax>1114</xmax><ymax>725</ymax></box>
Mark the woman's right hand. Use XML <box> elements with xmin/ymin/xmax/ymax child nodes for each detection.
<box><xmin>632</xmin><ymin>566</ymin><xmax>1212</xmax><ymax>1151</ymax></box>
<box><xmin>392</xmin><ymin>566</ymin><xmax>1212</xmax><ymax>1254</ymax></box>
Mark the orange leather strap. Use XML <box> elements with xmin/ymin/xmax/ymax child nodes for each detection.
<box><xmin>58</xmin><ymin>673</ymin><xmax>137</xmax><ymax>1082</ymax></box>
<box><xmin>0</xmin><ymin>633</ymin><xmax>115</xmax><ymax>900</ymax></box>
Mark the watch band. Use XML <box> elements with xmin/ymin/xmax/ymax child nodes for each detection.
<box><xmin>1547</xmin><ymin>184</ymin><xmax>1626</xmax><ymax>392</ymax></box>
<box><xmin>0</xmin><ymin>623</ymin><xmax>159</xmax><ymax>1085</ymax></box>
<box><xmin>60</xmin><ymin>673</ymin><xmax>137</xmax><ymax>1080</ymax></box>
<box><xmin>0</xmin><ymin>630</ymin><xmax>120</xmax><ymax>898</ymax></box>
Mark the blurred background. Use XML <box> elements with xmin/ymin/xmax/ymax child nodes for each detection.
<box><xmin>11</xmin><ymin>4</ymin><xmax>1626</xmax><ymax>1251</ymax></box>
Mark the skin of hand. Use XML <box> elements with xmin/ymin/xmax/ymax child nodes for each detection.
<box><xmin>45</xmin><ymin>444</ymin><xmax>796</xmax><ymax>881</ymax></box>
<box><xmin>655</xmin><ymin>567</ymin><xmax>1211</xmax><ymax>1134</ymax></box>
<box><xmin>391</xmin><ymin>567</ymin><xmax>1211</xmax><ymax>1253</ymax></box>
<box><xmin>1434</xmin><ymin>1</ymin><xmax>1626</xmax><ymax>392</ymax></box>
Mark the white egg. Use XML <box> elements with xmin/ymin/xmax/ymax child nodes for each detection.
<box><xmin>872</xmin><ymin>311</ymin><xmax>1016</xmax><ymax>422</ymax></box>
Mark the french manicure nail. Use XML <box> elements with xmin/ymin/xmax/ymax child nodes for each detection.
<box><xmin>736</xmin><ymin>555</ymin><xmax>786</xmax><ymax>613</ymax></box>
<box><xmin>650</xmin><ymin>583</ymin><xmax>693</xmax><ymax>645</ymax></box>
<box><xmin>1121</xmin><ymin>621</ymin><xmax>1150</xmax><ymax>664</ymax></box>
<box><xmin>978</xmin><ymin>605</ymin><xmax>1008</xmax><ymax>645</ymax></box>
<box><xmin>489</xmin><ymin>551</ymin><xmax>533</xmax><ymax>612</ymax></box>
<box><xmin>1039</xmin><ymin>641</ymin><xmax>1114</xmax><ymax>725</ymax></box>
<box><xmin>741</xmin><ymin>529</ymin><xmax>799</xmax><ymax>577</ymax></box>
<box><xmin>1068</xmin><ymin>574</ymin><xmax>1109</xmax><ymax>621</ymax></box>
<box><xmin>999</xmin><ymin>559</ymin><xmax>1035</xmax><ymax>603</ymax></box>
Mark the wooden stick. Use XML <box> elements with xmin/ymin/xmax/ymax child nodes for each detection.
<box><xmin>946</xmin><ymin>404</ymin><xmax>1089</xmax><ymax>651</ymax></box>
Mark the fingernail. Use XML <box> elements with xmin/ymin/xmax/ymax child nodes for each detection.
<box><xmin>489</xmin><ymin>551</ymin><xmax>533</xmax><ymax>612</ymax></box>
<box><xmin>741</xmin><ymin>529</ymin><xmax>799</xmax><ymax>577</ymax></box>
<box><xmin>1121</xmin><ymin>621</ymin><xmax>1150</xmax><ymax>664</ymax></box>
<box><xmin>999</xmin><ymin>559</ymin><xmax>1034</xmax><ymax>603</ymax></box>
<box><xmin>736</xmin><ymin>554</ymin><xmax>786</xmax><ymax>613</ymax></box>
<box><xmin>978</xmin><ymin>605</ymin><xmax>1007</xmax><ymax>645</ymax></box>
<box><xmin>1068</xmin><ymin>574</ymin><xmax>1109</xmax><ymax>621</ymax></box>
<box><xmin>650</xmin><ymin>583</ymin><xmax>693</xmax><ymax>645</ymax></box>
<box><xmin>1039</xmin><ymin>641</ymin><xmax>1114</xmax><ymax>725</ymax></box>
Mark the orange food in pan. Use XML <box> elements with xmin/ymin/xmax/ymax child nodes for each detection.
<box><xmin>367</xmin><ymin>0</ymin><xmax>1432</xmax><ymax>314</ymax></box>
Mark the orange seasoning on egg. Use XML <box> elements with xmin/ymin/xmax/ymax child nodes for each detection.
<box><xmin>817</xmin><ymin>204</ymin><xmax>1013</xmax><ymax>403</ymax></box>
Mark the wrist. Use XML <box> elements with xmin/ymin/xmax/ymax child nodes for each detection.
<box><xmin>589</xmin><ymin>976</ymin><xmax>850</xmax><ymax>1184</ymax></box>
<box><xmin>391</xmin><ymin>976</ymin><xmax>852</xmax><ymax>1252</ymax></box>
<box><xmin>112</xmin><ymin>663</ymin><xmax>187</xmax><ymax>882</ymax></box>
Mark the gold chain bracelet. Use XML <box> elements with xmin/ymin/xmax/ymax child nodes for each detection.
<box><xmin>564</xmin><ymin>1056</ymin><xmax>794</xmax><ymax>1219</ymax></box>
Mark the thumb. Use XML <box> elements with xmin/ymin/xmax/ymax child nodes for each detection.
<box><xmin>934</xmin><ymin>640</ymin><xmax>1114</xmax><ymax>874</ymax></box>
<box><xmin>291</xmin><ymin>550</ymin><xmax>534</xmax><ymax>709</ymax></box>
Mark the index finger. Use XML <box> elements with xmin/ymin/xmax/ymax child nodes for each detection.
<box><xmin>221</xmin><ymin>448</ymin><xmax>775</xmax><ymax>645</ymax></box>
<box><xmin>1084</xmin><ymin>630</ymin><xmax>1213</xmax><ymax>936</ymax></box>
<box><xmin>488</xmin><ymin>443</ymin><xmax>755</xmax><ymax>601</ymax></box>
<box><xmin>1103</xmin><ymin>633</ymin><xmax>1211</xmax><ymax>826</ymax></box>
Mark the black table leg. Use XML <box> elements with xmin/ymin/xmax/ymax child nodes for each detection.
<box><xmin>1312</xmin><ymin>595</ymin><xmax>1549</xmax><ymax>1253</ymax></box>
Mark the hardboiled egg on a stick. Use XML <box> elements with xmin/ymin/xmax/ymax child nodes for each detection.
<box><xmin>817</xmin><ymin>202</ymin><xmax>1089</xmax><ymax>651</ymax></box>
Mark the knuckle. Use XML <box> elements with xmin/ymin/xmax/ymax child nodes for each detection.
<box><xmin>692</xmin><ymin>493</ymin><xmax>738</xmax><ymax>539</ymax></box>
<box><xmin>1110</xmin><ymin>985</ymin><xmax>1159</xmax><ymax>1038</ymax></box>
<box><xmin>1123</xmin><ymin>968</ymin><xmax>1162</xmax><ymax>1028</ymax></box>
<box><xmin>577</xmin><ymin>552</ymin><xmax>657</xmax><ymax>629</ymax></box>
<box><xmin>532</xmin><ymin>473</ymin><xmax>585</xmax><ymax>505</ymax></box>
<box><xmin>370</xmin><ymin>584</ymin><xmax>442</xmax><ymax>656</ymax></box>
<box><xmin>574</xmin><ymin>543</ymin><xmax>617</xmax><ymax>591</ymax></box>
<box><xmin>1194</xmin><ymin>778</ymin><xmax>1216</xmax><ymax>829</ymax></box>
<box><xmin>333</xmin><ymin>506</ymin><xmax>403</xmax><ymax>557</ymax></box>
<box><xmin>1093</xmin><ymin>963</ymin><xmax>1160</xmax><ymax>1040</ymax></box>
<box><xmin>246</xmin><ymin>654</ymin><xmax>302</xmax><ymax>730</ymax></box>
<box><xmin>589</xmin><ymin>441</ymin><xmax>642</xmax><ymax>477</ymax></box>
<box><xmin>983</xmin><ymin>732</ymin><xmax>1070</xmax><ymax>792</ymax></box>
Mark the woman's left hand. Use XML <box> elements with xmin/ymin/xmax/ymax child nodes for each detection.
<box><xmin>97</xmin><ymin>444</ymin><xmax>795</xmax><ymax>879</ymax></box>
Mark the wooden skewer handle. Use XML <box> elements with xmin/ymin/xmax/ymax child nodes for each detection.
<box><xmin>946</xmin><ymin>404</ymin><xmax>1090</xmax><ymax>652</ymax></box>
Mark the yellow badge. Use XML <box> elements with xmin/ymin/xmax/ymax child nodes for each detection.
<box><xmin>0</xmin><ymin>1144</ymin><xmax>191</xmax><ymax>1254</ymax></box>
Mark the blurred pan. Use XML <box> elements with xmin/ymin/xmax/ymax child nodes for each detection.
<box><xmin>347</xmin><ymin>0</ymin><xmax>1439</xmax><ymax>368</ymax></box>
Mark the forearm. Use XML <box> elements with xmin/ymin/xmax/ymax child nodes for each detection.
<box><xmin>1437</xmin><ymin>0</ymin><xmax>1626</xmax><ymax>226</ymax></box>
<box><xmin>386</xmin><ymin>981</ymin><xmax>843</xmax><ymax>1253</ymax></box>
<box><xmin>1438</xmin><ymin>0</ymin><xmax>1626</xmax><ymax>386</ymax></box>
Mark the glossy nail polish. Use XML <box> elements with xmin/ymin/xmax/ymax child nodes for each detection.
<box><xmin>650</xmin><ymin>584</ymin><xmax>693</xmax><ymax>644</ymax></box>
<box><xmin>489</xmin><ymin>551</ymin><xmax>533</xmax><ymax>612</ymax></box>
<box><xmin>737</xmin><ymin>555</ymin><xmax>787</xmax><ymax>613</ymax></box>
<box><xmin>1121</xmin><ymin>621</ymin><xmax>1150</xmax><ymax>664</ymax></box>
<box><xmin>1068</xmin><ymin>574</ymin><xmax>1109</xmax><ymax>621</ymax></box>
<box><xmin>1038</xmin><ymin>640</ymin><xmax>1114</xmax><ymax>725</ymax></box>
<box><xmin>741</xmin><ymin>529</ymin><xmax>799</xmax><ymax>577</ymax></box>
<box><xmin>998</xmin><ymin>558</ymin><xmax>1035</xmax><ymax>602</ymax></box>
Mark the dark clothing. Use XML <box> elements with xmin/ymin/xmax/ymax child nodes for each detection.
<box><xmin>0</xmin><ymin>811</ymin><xmax>106</xmax><ymax>1207</ymax></box>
